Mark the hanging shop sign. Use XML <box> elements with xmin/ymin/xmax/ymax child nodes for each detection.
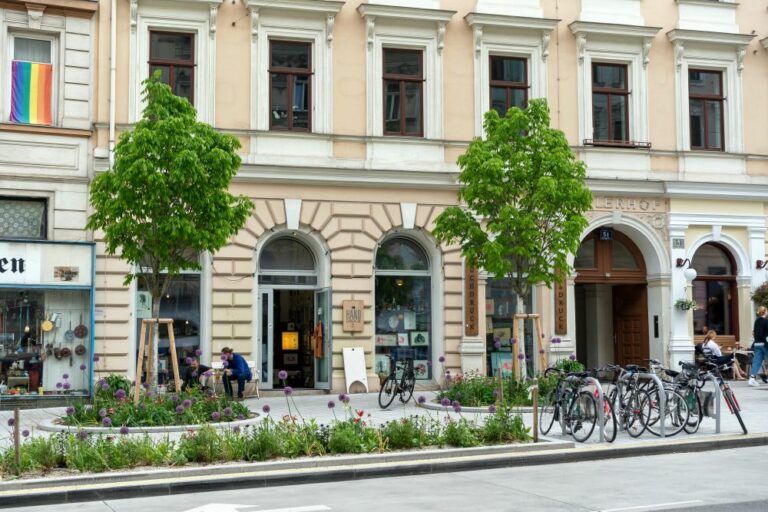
<box><xmin>555</xmin><ymin>279</ymin><xmax>567</xmax><ymax>335</ymax></box>
<box><xmin>0</xmin><ymin>241</ymin><xmax>92</xmax><ymax>287</ymax></box>
<box><xmin>464</xmin><ymin>267</ymin><xmax>479</xmax><ymax>337</ymax></box>
<box><xmin>342</xmin><ymin>300</ymin><xmax>364</xmax><ymax>332</ymax></box>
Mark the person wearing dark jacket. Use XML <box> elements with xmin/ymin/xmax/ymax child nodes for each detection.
<box><xmin>750</xmin><ymin>306</ymin><xmax>768</xmax><ymax>387</ymax></box>
<box><xmin>221</xmin><ymin>346</ymin><xmax>252</xmax><ymax>399</ymax></box>
<box><xmin>181</xmin><ymin>359</ymin><xmax>211</xmax><ymax>391</ymax></box>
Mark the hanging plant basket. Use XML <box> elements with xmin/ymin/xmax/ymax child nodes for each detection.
<box><xmin>674</xmin><ymin>298</ymin><xmax>698</xmax><ymax>311</ymax></box>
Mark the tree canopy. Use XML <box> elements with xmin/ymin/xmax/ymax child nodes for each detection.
<box><xmin>87</xmin><ymin>74</ymin><xmax>253</xmax><ymax>303</ymax></box>
<box><xmin>433</xmin><ymin>99</ymin><xmax>592</xmax><ymax>303</ymax></box>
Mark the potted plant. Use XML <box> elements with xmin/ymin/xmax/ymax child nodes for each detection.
<box><xmin>674</xmin><ymin>298</ymin><xmax>698</xmax><ymax>311</ymax></box>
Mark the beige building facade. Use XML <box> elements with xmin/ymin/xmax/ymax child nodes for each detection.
<box><xmin>4</xmin><ymin>0</ymin><xmax>768</xmax><ymax>399</ymax></box>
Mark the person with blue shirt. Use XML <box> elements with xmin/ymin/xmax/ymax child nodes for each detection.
<box><xmin>221</xmin><ymin>346</ymin><xmax>252</xmax><ymax>399</ymax></box>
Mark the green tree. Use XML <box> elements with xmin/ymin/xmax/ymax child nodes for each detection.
<box><xmin>87</xmin><ymin>75</ymin><xmax>253</xmax><ymax>389</ymax></box>
<box><xmin>433</xmin><ymin>99</ymin><xmax>591</xmax><ymax>373</ymax></box>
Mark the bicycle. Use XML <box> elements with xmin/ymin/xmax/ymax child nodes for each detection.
<box><xmin>602</xmin><ymin>364</ymin><xmax>650</xmax><ymax>439</ymax></box>
<box><xmin>378</xmin><ymin>354</ymin><xmax>416</xmax><ymax>409</ymax></box>
<box><xmin>700</xmin><ymin>360</ymin><xmax>747</xmax><ymax>434</ymax></box>
<box><xmin>539</xmin><ymin>368</ymin><xmax>599</xmax><ymax>442</ymax></box>
<box><xmin>647</xmin><ymin>358</ymin><xmax>702</xmax><ymax>435</ymax></box>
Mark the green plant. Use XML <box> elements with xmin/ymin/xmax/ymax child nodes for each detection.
<box><xmin>674</xmin><ymin>298</ymin><xmax>698</xmax><ymax>311</ymax></box>
<box><xmin>438</xmin><ymin>370</ymin><xmax>533</xmax><ymax>408</ymax></box>
<box><xmin>752</xmin><ymin>282</ymin><xmax>768</xmax><ymax>309</ymax></box>
<box><xmin>177</xmin><ymin>426</ymin><xmax>224</xmax><ymax>464</ymax></box>
<box><xmin>482</xmin><ymin>408</ymin><xmax>531</xmax><ymax>444</ymax></box>
<box><xmin>327</xmin><ymin>420</ymin><xmax>379</xmax><ymax>454</ymax></box>
<box><xmin>442</xmin><ymin>418</ymin><xmax>481</xmax><ymax>448</ymax></box>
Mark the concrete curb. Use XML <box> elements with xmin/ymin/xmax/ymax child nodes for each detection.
<box><xmin>36</xmin><ymin>413</ymin><xmax>261</xmax><ymax>434</ymax></box>
<box><xmin>419</xmin><ymin>402</ymin><xmax>534</xmax><ymax>414</ymax></box>
<box><xmin>1</xmin><ymin>433</ymin><xmax>766</xmax><ymax>507</ymax></box>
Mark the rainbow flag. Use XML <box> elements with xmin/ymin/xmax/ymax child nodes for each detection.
<box><xmin>10</xmin><ymin>61</ymin><xmax>52</xmax><ymax>125</ymax></box>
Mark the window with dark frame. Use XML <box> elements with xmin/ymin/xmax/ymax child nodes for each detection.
<box><xmin>489</xmin><ymin>56</ymin><xmax>527</xmax><ymax>116</ymax></box>
<box><xmin>688</xmin><ymin>69</ymin><xmax>724</xmax><ymax>151</ymax></box>
<box><xmin>149</xmin><ymin>31</ymin><xmax>195</xmax><ymax>104</ymax></box>
<box><xmin>269</xmin><ymin>41</ymin><xmax>312</xmax><ymax>132</ymax></box>
<box><xmin>0</xmin><ymin>197</ymin><xmax>47</xmax><ymax>239</ymax></box>
<box><xmin>383</xmin><ymin>48</ymin><xmax>423</xmax><ymax>137</ymax></box>
<box><xmin>591</xmin><ymin>63</ymin><xmax>629</xmax><ymax>144</ymax></box>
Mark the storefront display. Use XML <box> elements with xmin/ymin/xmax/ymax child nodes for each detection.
<box><xmin>0</xmin><ymin>240</ymin><xmax>95</xmax><ymax>398</ymax></box>
<box><xmin>485</xmin><ymin>278</ymin><xmax>533</xmax><ymax>377</ymax></box>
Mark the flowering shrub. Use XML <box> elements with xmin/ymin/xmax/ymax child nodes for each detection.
<box><xmin>437</xmin><ymin>370</ymin><xmax>532</xmax><ymax>407</ymax></box>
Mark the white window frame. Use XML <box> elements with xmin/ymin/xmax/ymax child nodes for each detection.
<box><xmin>3</xmin><ymin>31</ymin><xmax>60</xmax><ymax>126</ymax></box>
<box><xmin>359</xmin><ymin>4</ymin><xmax>455</xmax><ymax>140</ymax></box>
<box><xmin>465</xmin><ymin>13</ymin><xmax>556</xmax><ymax>137</ymax></box>
<box><xmin>570</xmin><ymin>22</ymin><xmax>659</xmax><ymax>146</ymax></box>
<box><xmin>129</xmin><ymin>1</ymin><xmax>218</xmax><ymax>124</ymax></box>
<box><xmin>667</xmin><ymin>30</ymin><xmax>753</xmax><ymax>154</ymax></box>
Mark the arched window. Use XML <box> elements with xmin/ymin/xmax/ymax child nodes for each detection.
<box><xmin>692</xmin><ymin>243</ymin><xmax>737</xmax><ymax>338</ymax></box>
<box><xmin>374</xmin><ymin>237</ymin><xmax>432</xmax><ymax>381</ymax></box>
<box><xmin>574</xmin><ymin>229</ymin><xmax>645</xmax><ymax>283</ymax></box>
<box><xmin>258</xmin><ymin>237</ymin><xmax>317</xmax><ymax>285</ymax></box>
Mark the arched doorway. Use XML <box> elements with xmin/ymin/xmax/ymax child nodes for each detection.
<box><xmin>574</xmin><ymin>228</ymin><xmax>647</xmax><ymax>367</ymax></box>
<box><xmin>691</xmin><ymin>242</ymin><xmax>738</xmax><ymax>344</ymax></box>
<box><xmin>257</xmin><ymin>235</ymin><xmax>331</xmax><ymax>390</ymax></box>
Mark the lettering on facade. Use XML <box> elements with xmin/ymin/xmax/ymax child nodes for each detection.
<box><xmin>554</xmin><ymin>279</ymin><xmax>567</xmax><ymax>335</ymax></box>
<box><xmin>0</xmin><ymin>258</ymin><xmax>25</xmax><ymax>274</ymax></box>
<box><xmin>592</xmin><ymin>197</ymin><xmax>666</xmax><ymax>212</ymax></box>
<box><xmin>342</xmin><ymin>300</ymin><xmax>364</xmax><ymax>332</ymax></box>
<box><xmin>672</xmin><ymin>238</ymin><xmax>685</xmax><ymax>249</ymax></box>
<box><xmin>464</xmin><ymin>267</ymin><xmax>479</xmax><ymax>337</ymax></box>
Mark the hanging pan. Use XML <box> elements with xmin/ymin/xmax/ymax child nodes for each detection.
<box><xmin>64</xmin><ymin>315</ymin><xmax>75</xmax><ymax>343</ymax></box>
<box><xmin>75</xmin><ymin>344</ymin><xmax>86</xmax><ymax>356</ymax></box>
<box><xmin>74</xmin><ymin>313</ymin><xmax>88</xmax><ymax>339</ymax></box>
<box><xmin>41</xmin><ymin>318</ymin><xmax>54</xmax><ymax>332</ymax></box>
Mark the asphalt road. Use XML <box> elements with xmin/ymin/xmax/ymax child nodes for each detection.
<box><xmin>8</xmin><ymin>446</ymin><xmax>768</xmax><ymax>512</ymax></box>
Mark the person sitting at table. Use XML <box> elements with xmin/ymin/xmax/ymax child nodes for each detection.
<box><xmin>221</xmin><ymin>347</ymin><xmax>252</xmax><ymax>400</ymax></box>
<box><xmin>699</xmin><ymin>330</ymin><xmax>743</xmax><ymax>377</ymax></box>
<box><xmin>181</xmin><ymin>358</ymin><xmax>211</xmax><ymax>391</ymax></box>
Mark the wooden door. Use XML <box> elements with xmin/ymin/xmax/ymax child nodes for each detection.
<box><xmin>612</xmin><ymin>285</ymin><xmax>648</xmax><ymax>366</ymax></box>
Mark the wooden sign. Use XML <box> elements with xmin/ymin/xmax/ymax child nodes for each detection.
<box><xmin>555</xmin><ymin>279</ymin><xmax>567</xmax><ymax>335</ymax></box>
<box><xmin>464</xmin><ymin>266</ymin><xmax>479</xmax><ymax>336</ymax></box>
<box><xmin>342</xmin><ymin>300</ymin><xmax>364</xmax><ymax>332</ymax></box>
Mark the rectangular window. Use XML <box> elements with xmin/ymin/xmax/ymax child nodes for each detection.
<box><xmin>688</xmin><ymin>69</ymin><xmax>724</xmax><ymax>151</ymax></box>
<box><xmin>149</xmin><ymin>31</ymin><xmax>195</xmax><ymax>104</ymax></box>
<box><xmin>383</xmin><ymin>48</ymin><xmax>423</xmax><ymax>137</ymax></box>
<box><xmin>0</xmin><ymin>198</ymin><xmax>46</xmax><ymax>239</ymax></box>
<box><xmin>592</xmin><ymin>63</ymin><xmax>629</xmax><ymax>144</ymax></box>
<box><xmin>269</xmin><ymin>41</ymin><xmax>312</xmax><ymax>131</ymax></box>
<box><xmin>9</xmin><ymin>36</ymin><xmax>53</xmax><ymax>125</ymax></box>
<box><xmin>489</xmin><ymin>56</ymin><xmax>527</xmax><ymax>116</ymax></box>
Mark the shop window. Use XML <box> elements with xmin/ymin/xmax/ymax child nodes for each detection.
<box><xmin>383</xmin><ymin>48</ymin><xmax>423</xmax><ymax>137</ymax></box>
<box><xmin>269</xmin><ymin>41</ymin><xmax>312</xmax><ymax>131</ymax></box>
<box><xmin>692</xmin><ymin>243</ymin><xmax>736</xmax><ymax>337</ymax></box>
<box><xmin>688</xmin><ymin>69</ymin><xmax>724</xmax><ymax>151</ymax></box>
<box><xmin>489</xmin><ymin>56</ymin><xmax>527</xmax><ymax>117</ymax></box>
<box><xmin>259</xmin><ymin>237</ymin><xmax>317</xmax><ymax>286</ymax></box>
<box><xmin>592</xmin><ymin>63</ymin><xmax>629</xmax><ymax>144</ymax></box>
<box><xmin>486</xmin><ymin>279</ymin><xmax>534</xmax><ymax>377</ymax></box>
<box><xmin>149</xmin><ymin>31</ymin><xmax>195</xmax><ymax>104</ymax></box>
<box><xmin>0</xmin><ymin>289</ymin><xmax>90</xmax><ymax>396</ymax></box>
<box><xmin>9</xmin><ymin>34</ymin><xmax>55</xmax><ymax>125</ymax></box>
<box><xmin>374</xmin><ymin>237</ymin><xmax>431</xmax><ymax>380</ymax></box>
<box><xmin>0</xmin><ymin>198</ymin><xmax>46</xmax><ymax>239</ymax></box>
<box><xmin>136</xmin><ymin>274</ymin><xmax>200</xmax><ymax>383</ymax></box>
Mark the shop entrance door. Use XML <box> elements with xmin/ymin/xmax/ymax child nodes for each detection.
<box><xmin>314</xmin><ymin>288</ymin><xmax>331</xmax><ymax>390</ymax></box>
<box><xmin>258</xmin><ymin>289</ymin><xmax>274</xmax><ymax>390</ymax></box>
<box><xmin>612</xmin><ymin>284</ymin><xmax>648</xmax><ymax>366</ymax></box>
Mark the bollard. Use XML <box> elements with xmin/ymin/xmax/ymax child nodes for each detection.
<box><xmin>13</xmin><ymin>407</ymin><xmax>20</xmax><ymax>474</ymax></box>
<box><xmin>532</xmin><ymin>378</ymin><xmax>539</xmax><ymax>442</ymax></box>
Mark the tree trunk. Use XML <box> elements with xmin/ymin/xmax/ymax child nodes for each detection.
<box><xmin>151</xmin><ymin>298</ymin><xmax>161</xmax><ymax>391</ymax></box>
<box><xmin>516</xmin><ymin>293</ymin><xmax>528</xmax><ymax>380</ymax></box>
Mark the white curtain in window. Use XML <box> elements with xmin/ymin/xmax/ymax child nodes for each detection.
<box><xmin>14</xmin><ymin>38</ymin><xmax>51</xmax><ymax>63</ymax></box>
<box><xmin>0</xmin><ymin>199</ymin><xmax>45</xmax><ymax>238</ymax></box>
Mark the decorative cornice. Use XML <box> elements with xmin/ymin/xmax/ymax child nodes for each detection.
<box><xmin>245</xmin><ymin>0</ymin><xmax>343</xmax><ymax>16</ymax></box>
<box><xmin>666</xmin><ymin>29</ymin><xmax>754</xmax><ymax>47</ymax></box>
<box><xmin>676</xmin><ymin>0</ymin><xmax>738</xmax><ymax>9</ymax></box>
<box><xmin>25</xmin><ymin>3</ymin><xmax>45</xmax><ymax>29</ymax></box>
<box><xmin>326</xmin><ymin>13</ymin><xmax>335</xmax><ymax>47</ymax></box>
<box><xmin>249</xmin><ymin>7</ymin><xmax>259</xmax><ymax>43</ymax></box>
<box><xmin>464</xmin><ymin>13</ymin><xmax>559</xmax><ymax>32</ymax></box>
<box><xmin>642</xmin><ymin>37</ymin><xmax>652</xmax><ymax>68</ymax></box>
<box><xmin>209</xmin><ymin>3</ymin><xmax>218</xmax><ymax>37</ymax></box>
<box><xmin>357</xmin><ymin>4</ymin><xmax>456</xmax><ymax>24</ymax></box>
<box><xmin>576</xmin><ymin>33</ymin><xmax>586</xmax><ymax>63</ymax></box>
<box><xmin>674</xmin><ymin>40</ymin><xmax>684</xmax><ymax>70</ymax></box>
<box><xmin>569</xmin><ymin>21</ymin><xmax>661</xmax><ymax>40</ymax></box>
<box><xmin>130</xmin><ymin>0</ymin><xmax>138</xmax><ymax>33</ymax></box>
<box><xmin>473</xmin><ymin>24</ymin><xmax>483</xmax><ymax>56</ymax></box>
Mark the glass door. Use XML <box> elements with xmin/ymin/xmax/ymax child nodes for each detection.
<box><xmin>259</xmin><ymin>289</ymin><xmax>274</xmax><ymax>390</ymax></box>
<box><xmin>314</xmin><ymin>288</ymin><xmax>331</xmax><ymax>389</ymax></box>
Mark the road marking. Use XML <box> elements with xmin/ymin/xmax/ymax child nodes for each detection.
<box><xmin>258</xmin><ymin>507</ymin><xmax>331</xmax><ymax>512</ymax></box>
<box><xmin>600</xmin><ymin>500</ymin><xmax>703</xmax><ymax>512</ymax></box>
<box><xmin>183</xmin><ymin>505</ymin><xmax>330</xmax><ymax>512</ymax></box>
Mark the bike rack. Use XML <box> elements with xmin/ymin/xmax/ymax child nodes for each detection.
<box><xmin>702</xmin><ymin>374</ymin><xmax>723</xmax><ymax>434</ymax></box>
<box><xmin>639</xmin><ymin>372</ymin><xmax>667</xmax><ymax>438</ymax></box>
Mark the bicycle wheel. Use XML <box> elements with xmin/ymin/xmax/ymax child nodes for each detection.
<box><xmin>399</xmin><ymin>368</ymin><xmax>415</xmax><ymax>404</ymax></box>
<box><xmin>625</xmin><ymin>389</ymin><xmax>650</xmax><ymax>438</ymax></box>
<box><xmin>683</xmin><ymin>388</ymin><xmax>702</xmax><ymax>435</ymax></box>
<box><xmin>644</xmin><ymin>388</ymin><xmax>689</xmax><ymax>437</ymax></box>
<box><xmin>602</xmin><ymin>393</ymin><xmax>617</xmax><ymax>443</ymax></box>
<box><xmin>378</xmin><ymin>374</ymin><xmax>397</xmax><ymax>409</ymax></box>
<box><xmin>539</xmin><ymin>389</ymin><xmax>558</xmax><ymax>435</ymax></box>
<box><xmin>723</xmin><ymin>388</ymin><xmax>748</xmax><ymax>435</ymax></box>
<box><xmin>568</xmin><ymin>391</ymin><xmax>597</xmax><ymax>442</ymax></box>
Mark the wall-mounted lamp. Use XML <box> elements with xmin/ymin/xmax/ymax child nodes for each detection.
<box><xmin>676</xmin><ymin>258</ymin><xmax>691</xmax><ymax>268</ymax></box>
<box><xmin>676</xmin><ymin>258</ymin><xmax>697</xmax><ymax>283</ymax></box>
<box><xmin>757</xmin><ymin>260</ymin><xmax>768</xmax><ymax>270</ymax></box>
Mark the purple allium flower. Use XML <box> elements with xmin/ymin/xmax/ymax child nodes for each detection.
<box><xmin>176</xmin><ymin>405</ymin><xmax>185</xmax><ymax>415</ymax></box>
<box><xmin>327</xmin><ymin>400</ymin><xmax>336</xmax><ymax>409</ymax></box>
<box><xmin>221</xmin><ymin>354</ymin><xmax>228</xmax><ymax>361</ymax></box>
<box><xmin>203</xmin><ymin>370</ymin><xmax>213</xmax><ymax>378</ymax></box>
<box><xmin>185</xmin><ymin>357</ymin><xmax>193</xmax><ymax>365</ymax></box>
<box><xmin>494</xmin><ymin>336</ymin><xmax>501</xmax><ymax>344</ymax></box>
<box><xmin>510</xmin><ymin>338</ymin><xmax>517</xmax><ymax>345</ymax></box>
<box><xmin>80</xmin><ymin>364</ymin><xmax>87</xmax><ymax>371</ymax></box>
<box><xmin>65</xmin><ymin>406</ymin><xmax>75</xmax><ymax>415</ymax></box>
<box><xmin>493</xmin><ymin>389</ymin><xmax>500</xmax><ymax>398</ymax></box>
<box><xmin>62</xmin><ymin>374</ymin><xmax>69</xmax><ymax>380</ymax></box>
<box><xmin>338</xmin><ymin>393</ymin><xmax>350</xmax><ymax>404</ymax></box>
<box><xmin>262</xmin><ymin>404</ymin><xmax>271</xmax><ymax>414</ymax></box>
<box><xmin>142</xmin><ymin>382</ymin><xmax>149</xmax><ymax>389</ymax></box>
<box><xmin>518</xmin><ymin>352</ymin><xmax>525</xmax><ymax>360</ymax></box>
<box><xmin>417</xmin><ymin>395</ymin><xmax>426</xmax><ymax>404</ymax></box>
<box><xmin>146</xmin><ymin>391</ymin><xmax>154</xmax><ymax>398</ymax></box>
<box><xmin>441</xmin><ymin>398</ymin><xmax>451</xmax><ymax>407</ymax></box>
<box><xmin>438</xmin><ymin>355</ymin><xmax>446</xmax><ymax>363</ymax></box>
<box><xmin>182</xmin><ymin>399</ymin><xmax>192</xmax><ymax>408</ymax></box>
<box><xmin>451</xmin><ymin>400</ymin><xmax>460</xmax><ymax>408</ymax></box>
<box><xmin>453</xmin><ymin>404</ymin><xmax>462</xmax><ymax>413</ymax></box>
<box><xmin>102</xmin><ymin>417</ymin><xmax>112</xmax><ymax>427</ymax></box>
<box><xmin>93</xmin><ymin>355</ymin><xmax>100</xmax><ymax>362</ymax></box>
<box><xmin>98</xmin><ymin>408</ymin><xmax>107</xmax><ymax>418</ymax></box>
<box><xmin>62</xmin><ymin>382</ymin><xmax>71</xmax><ymax>390</ymax></box>
<box><xmin>232</xmin><ymin>426</ymin><xmax>241</xmax><ymax>434</ymax></box>
<box><xmin>494</xmin><ymin>340</ymin><xmax>502</xmax><ymax>349</ymax></box>
<box><xmin>56</xmin><ymin>382</ymin><xmax>63</xmax><ymax>389</ymax></box>
<box><xmin>211</xmin><ymin>411</ymin><xmax>221</xmax><ymax>421</ymax></box>
<box><xmin>569</xmin><ymin>353</ymin><xmax>577</xmax><ymax>361</ymax></box>
<box><xmin>206</xmin><ymin>388</ymin><xmax>215</xmax><ymax>397</ymax></box>
<box><xmin>101</xmin><ymin>382</ymin><xmax>109</xmax><ymax>391</ymax></box>
<box><xmin>195</xmin><ymin>349</ymin><xmax>202</xmax><ymax>356</ymax></box>
<box><xmin>488</xmin><ymin>405</ymin><xmax>497</xmax><ymax>414</ymax></box>
<box><xmin>77</xmin><ymin>430</ymin><xmax>89</xmax><ymax>441</ymax></box>
<box><xmin>283</xmin><ymin>386</ymin><xmax>293</xmax><ymax>396</ymax></box>
<box><xmin>278</xmin><ymin>370</ymin><xmax>288</xmax><ymax>381</ymax></box>
<box><xmin>171</xmin><ymin>394</ymin><xmax>179</xmax><ymax>402</ymax></box>
<box><xmin>114</xmin><ymin>389</ymin><xmax>126</xmax><ymax>399</ymax></box>
<box><xmin>119</xmin><ymin>425</ymin><xmax>129</xmax><ymax>435</ymax></box>
<box><xmin>237</xmin><ymin>413</ymin><xmax>245</xmax><ymax>421</ymax></box>
<box><xmin>7</xmin><ymin>418</ymin><xmax>14</xmax><ymax>427</ymax></box>
<box><xmin>21</xmin><ymin>429</ymin><xmax>29</xmax><ymax>438</ymax></box>
<box><xmin>539</xmin><ymin>348</ymin><xmax>546</xmax><ymax>355</ymax></box>
<box><xmin>222</xmin><ymin>360</ymin><xmax>229</xmax><ymax>368</ymax></box>
<box><xmin>223</xmin><ymin>407</ymin><xmax>233</xmax><ymax>416</ymax></box>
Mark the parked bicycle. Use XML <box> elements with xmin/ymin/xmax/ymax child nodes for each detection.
<box><xmin>378</xmin><ymin>353</ymin><xmax>416</xmax><ymax>409</ymax></box>
<box><xmin>539</xmin><ymin>368</ymin><xmax>600</xmax><ymax>442</ymax></box>
<box><xmin>699</xmin><ymin>360</ymin><xmax>747</xmax><ymax>434</ymax></box>
<box><xmin>599</xmin><ymin>364</ymin><xmax>650</xmax><ymax>439</ymax></box>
